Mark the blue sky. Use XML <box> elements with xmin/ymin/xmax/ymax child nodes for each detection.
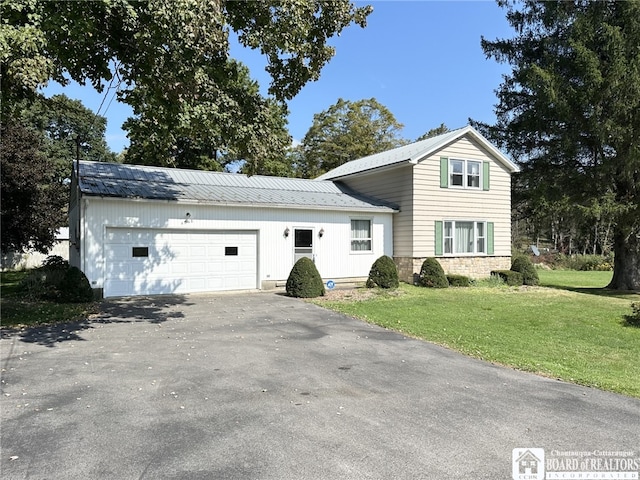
<box><xmin>43</xmin><ymin>1</ymin><xmax>514</xmax><ymax>154</ymax></box>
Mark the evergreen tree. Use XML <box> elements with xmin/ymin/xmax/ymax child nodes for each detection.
<box><xmin>478</xmin><ymin>0</ymin><xmax>640</xmax><ymax>290</ymax></box>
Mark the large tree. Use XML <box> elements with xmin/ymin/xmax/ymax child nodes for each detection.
<box><xmin>1</xmin><ymin>0</ymin><xmax>372</xmax><ymax>172</ymax></box>
<box><xmin>479</xmin><ymin>0</ymin><xmax>640</xmax><ymax>290</ymax></box>
<box><xmin>296</xmin><ymin>98</ymin><xmax>405</xmax><ymax>178</ymax></box>
<box><xmin>1</xmin><ymin>122</ymin><xmax>66</xmax><ymax>255</ymax></box>
<box><xmin>1</xmin><ymin>94</ymin><xmax>114</xmax><ymax>254</ymax></box>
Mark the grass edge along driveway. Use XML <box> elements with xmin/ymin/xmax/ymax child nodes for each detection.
<box><xmin>314</xmin><ymin>270</ymin><xmax>640</xmax><ymax>398</ymax></box>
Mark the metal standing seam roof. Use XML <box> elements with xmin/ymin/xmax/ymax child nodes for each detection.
<box><xmin>315</xmin><ymin>126</ymin><xmax>520</xmax><ymax>181</ymax></box>
<box><xmin>76</xmin><ymin>161</ymin><xmax>398</xmax><ymax>212</ymax></box>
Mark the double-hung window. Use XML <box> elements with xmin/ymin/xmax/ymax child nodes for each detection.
<box><xmin>450</xmin><ymin>159</ymin><xmax>481</xmax><ymax>189</ymax></box>
<box><xmin>441</xmin><ymin>157</ymin><xmax>489</xmax><ymax>190</ymax></box>
<box><xmin>443</xmin><ymin>220</ymin><xmax>487</xmax><ymax>255</ymax></box>
<box><xmin>351</xmin><ymin>219</ymin><xmax>372</xmax><ymax>252</ymax></box>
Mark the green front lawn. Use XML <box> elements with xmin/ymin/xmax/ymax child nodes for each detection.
<box><xmin>315</xmin><ymin>270</ymin><xmax>640</xmax><ymax>397</ymax></box>
<box><xmin>1</xmin><ymin>271</ymin><xmax>97</xmax><ymax>328</ymax></box>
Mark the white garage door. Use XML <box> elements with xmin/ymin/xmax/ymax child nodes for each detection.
<box><xmin>104</xmin><ymin>228</ymin><xmax>257</xmax><ymax>297</ymax></box>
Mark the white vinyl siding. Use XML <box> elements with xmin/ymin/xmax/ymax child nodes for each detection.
<box><xmin>74</xmin><ymin>198</ymin><xmax>393</xmax><ymax>295</ymax></box>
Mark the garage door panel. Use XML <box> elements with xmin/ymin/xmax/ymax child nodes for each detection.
<box><xmin>104</xmin><ymin>228</ymin><xmax>257</xmax><ymax>297</ymax></box>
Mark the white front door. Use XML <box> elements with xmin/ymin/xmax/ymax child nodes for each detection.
<box><xmin>293</xmin><ymin>228</ymin><xmax>314</xmax><ymax>263</ymax></box>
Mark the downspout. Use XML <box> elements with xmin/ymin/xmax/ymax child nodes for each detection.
<box><xmin>82</xmin><ymin>197</ymin><xmax>88</xmax><ymax>278</ymax></box>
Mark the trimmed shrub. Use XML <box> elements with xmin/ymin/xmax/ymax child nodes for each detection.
<box><xmin>286</xmin><ymin>257</ymin><xmax>325</xmax><ymax>298</ymax></box>
<box><xmin>42</xmin><ymin>255</ymin><xmax>69</xmax><ymax>269</ymax></box>
<box><xmin>20</xmin><ymin>263</ymin><xmax>67</xmax><ymax>300</ymax></box>
<box><xmin>446</xmin><ymin>274</ymin><xmax>471</xmax><ymax>287</ymax></box>
<box><xmin>59</xmin><ymin>266</ymin><xmax>94</xmax><ymax>303</ymax></box>
<box><xmin>418</xmin><ymin>258</ymin><xmax>448</xmax><ymax>288</ymax></box>
<box><xmin>490</xmin><ymin>270</ymin><xmax>523</xmax><ymax>286</ymax></box>
<box><xmin>510</xmin><ymin>255</ymin><xmax>539</xmax><ymax>286</ymax></box>
<box><xmin>366</xmin><ymin>255</ymin><xmax>399</xmax><ymax>289</ymax></box>
<box><xmin>566</xmin><ymin>254</ymin><xmax>614</xmax><ymax>271</ymax></box>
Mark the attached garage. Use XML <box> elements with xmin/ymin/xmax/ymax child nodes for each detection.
<box><xmin>69</xmin><ymin>161</ymin><xmax>396</xmax><ymax>298</ymax></box>
<box><xmin>104</xmin><ymin>228</ymin><xmax>257</xmax><ymax>297</ymax></box>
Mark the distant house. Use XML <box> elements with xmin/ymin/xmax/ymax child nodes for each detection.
<box><xmin>317</xmin><ymin>126</ymin><xmax>520</xmax><ymax>283</ymax></box>
<box><xmin>1</xmin><ymin>228</ymin><xmax>69</xmax><ymax>271</ymax></box>
<box><xmin>69</xmin><ymin>126</ymin><xmax>518</xmax><ymax>297</ymax></box>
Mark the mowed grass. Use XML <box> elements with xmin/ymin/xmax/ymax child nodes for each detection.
<box><xmin>1</xmin><ymin>271</ymin><xmax>97</xmax><ymax>328</ymax></box>
<box><xmin>316</xmin><ymin>270</ymin><xmax>640</xmax><ymax>398</ymax></box>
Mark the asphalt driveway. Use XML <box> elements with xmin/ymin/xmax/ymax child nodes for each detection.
<box><xmin>1</xmin><ymin>292</ymin><xmax>639</xmax><ymax>479</ymax></box>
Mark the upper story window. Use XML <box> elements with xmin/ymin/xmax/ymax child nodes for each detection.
<box><xmin>450</xmin><ymin>159</ymin><xmax>481</xmax><ymax>189</ymax></box>
<box><xmin>351</xmin><ymin>219</ymin><xmax>372</xmax><ymax>252</ymax></box>
<box><xmin>440</xmin><ymin>157</ymin><xmax>490</xmax><ymax>190</ymax></box>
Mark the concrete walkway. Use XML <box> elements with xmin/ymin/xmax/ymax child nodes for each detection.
<box><xmin>1</xmin><ymin>292</ymin><xmax>639</xmax><ymax>479</ymax></box>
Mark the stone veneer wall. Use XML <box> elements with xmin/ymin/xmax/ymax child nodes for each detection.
<box><xmin>395</xmin><ymin>256</ymin><xmax>511</xmax><ymax>284</ymax></box>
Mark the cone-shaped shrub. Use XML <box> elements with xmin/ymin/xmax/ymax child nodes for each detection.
<box><xmin>59</xmin><ymin>266</ymin><xmax>94</xmax><ymax>303</ymax></box>
<box><xmin>366</xmin><ymin>255</ymin><xmax>399</xmax><ymax>289</ymax></box>
<box><xmin>418</xmin><ymin>258</ymin><xmax>448</xmax><ymax>288</ymax></box>
<box><xmin>511</xmin><ymin>255</ymin><xmax>539</xmax><ymax>286</ymax></box>
<box><xmin>286</xmin><ymin>257</ymin><xmax>325</xmax><ymax>298</ymax></box>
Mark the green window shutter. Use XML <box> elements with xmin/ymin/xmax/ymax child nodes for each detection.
<box><xmin>483</xmin><ymin>161</ymin><xmax>490</xmax><ymax>191</ymax></box>
<box><xmin>435</xmin><ymin>221</ymin><xmax>443</xmax><ymax>256</ymax></box>
<box><xmin>487</xmin><ymin>222</ymin><xmax>494</xmax><ymax>255</ymax></box>
<box><xmin>440</xmin><ymin>157</ymin><xmax>448</xmax><ymax>188</ymax></box>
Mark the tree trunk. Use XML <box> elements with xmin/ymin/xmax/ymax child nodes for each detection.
<box><xmin>608</xmin><ymin>228</ymin><xmax>640</xmax><ymax>291</ymax></box>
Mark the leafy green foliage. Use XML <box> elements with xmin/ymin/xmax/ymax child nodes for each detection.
<box><xmin>2</xmin><ymin>271</ymin><xmax>95</xmax><ymax>327</ymax></box>
<box><xmin>286</xmin><ymin>257</ymin><xmax>325</xmax><ymax>298</ymax></box>
<box><xmin>2</xmin><ymin>0</ymin><xmax>372</xmax><ymax>172</ymax></box>
<box><xmin>478</xmin><ymin>1</ymin><xmax>640</xmax><ymax>290</ymax></box>
<box><xmin>296</xmin><ymin>98</ymin><xmax>406</xmax><ymax>178</ymax></box>
<box><xmin>41</xmin><ymin>255</ymin><xmax>69</xmax><ymax>269</ymax></box>
<box><xmin>511</xmin><ymin>255</ymin><xmax>539</xmax><ymax>286</ymax></box>
<box><xmin>1</xmin><ymin>122</ymin><xmax>66</xmax><ymax>254</ymax></box>
<box><xmin>1</xmin><ymin>94</ymin><xmax>113</xmax><ymax>254</ymax></box>
<box><xmin>491</xmin><ymin>270</ymin><xmax>523</xmax><ymax>287</ymax></box>
<box><xmin>418</xmin><ymin>258</ymin><xmax>448</xmax><ymax>288</ymax></box>
<box><xmin>59</xmin><ymin>266</ymin><xmax>94</xmax><ymax>303</ymax></box>
<box><xmin>366</xmin><ymin>255</ymin><xmax>399</xmax><ymax>289</ymax></box>
<box><xmin>446</xmin><ymin>274</ymin><xmax>471</xmax><ymax>287</ymax></box>
<box><xmin>20</xmin><ymin>264</ymin><xmax>93</xmax><ymax>303</ymax></box>
<box><xmin>20</xmin><ymin>265</ymin><xmax>65</xmax><ymax>300</ymax></box>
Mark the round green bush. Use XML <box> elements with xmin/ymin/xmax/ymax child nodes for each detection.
<box><xmin>286</xmin><ymin>257</ymin><xmax>325</xmax><ymax>298</ymax></box>
<box><xmin>59</xmin><ymin>266</ymin><xmax>94</xmax><ymax>303</ymax></box>
<box><xmin>511</xmin><ymin>255</ymin><xmax>539</xmax><ymax>286</ymax></box>
<box><xmin>366</xmin><ymin>255</ymin><xmax>399</xmax><ymax>289</ymax></box>
<box><xmin>446</xmin><ymin>274</ymin><xmax>470</xmax><ymax>287</ymax></box>
<box><xmin>418</xmin><ymin>258</ymin><xmax>448</xmax><ymax>288</ymax></box>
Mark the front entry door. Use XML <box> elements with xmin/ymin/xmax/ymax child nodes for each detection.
<box><xmin>294</xmin><ymin>228</ymin><xmax>314</xmax><ymax>263</ymax></box>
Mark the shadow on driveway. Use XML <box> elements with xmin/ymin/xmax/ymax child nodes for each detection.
<box><xmin>1</xmin><ymin>295</ymin><xmax>192</xmax><ymax>348</ymax></box>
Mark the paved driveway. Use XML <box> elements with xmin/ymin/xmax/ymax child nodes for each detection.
<box><xmin>1</xmin><ymin>292</ymin><xmax>639</xmax><ymax>479</ymax></box>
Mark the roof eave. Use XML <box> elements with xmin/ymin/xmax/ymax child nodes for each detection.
<box><xmin>80</xmin><ymin>192</ymin><xmax>398</xmax><ymax>213</ymax></box>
